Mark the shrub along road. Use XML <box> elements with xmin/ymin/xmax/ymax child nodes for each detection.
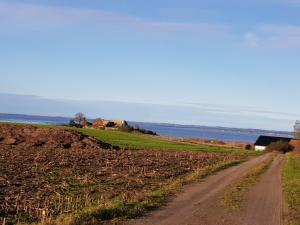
<box><xmin>129</xmin><ymin>153</ymin><xmax>284</xmax><ymax>225</ymax></box>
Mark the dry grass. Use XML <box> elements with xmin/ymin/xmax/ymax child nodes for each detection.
<box><xmin>30</xmin><ymin>159</ymin><xmax>243</xmax><ymax>225</ymax></box>
<box><xmin>283</xmin><ymin>149</ymin><xmax>300</xmax><ymax>225</ymax></box>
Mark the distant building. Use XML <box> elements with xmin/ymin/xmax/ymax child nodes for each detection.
<box><xmin>254</xmin><ymin>136</ymin><xmax>292</xmax><ymax>151</ymax></box>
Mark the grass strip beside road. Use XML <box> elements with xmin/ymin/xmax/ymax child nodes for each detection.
<box><xmin>283</xmin><ymin>150</ymin><xmax>300</xmax><ymax>225</ymax></box>
<box><xmin>222</xmin><ymin>154</ymin><xmax>274</xmax><ymax>210</ymax></box>
<box><xmin>34</xmin><ymin>160</ymin><xmax>243</xmax><ymax>225</ymax></box>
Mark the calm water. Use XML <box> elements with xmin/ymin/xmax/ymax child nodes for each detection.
<box><xmin>0</xmin><ymin>113</ymin><xmax>292</xmax><ymax>143</ymax></box>
<box><xmin>129</xmin><ymin>122</ymin><xmax>260</xmax><ymax>143</ymax></box>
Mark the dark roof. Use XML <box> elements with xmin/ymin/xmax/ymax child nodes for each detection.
<box><xmin>254</xmin><ymin>136</ymin><xmax>292</xmax><ymax>146</ymax></box>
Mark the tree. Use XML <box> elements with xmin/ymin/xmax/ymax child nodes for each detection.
<box><xmin>73</xmin><ymin>113</ymin><xmax>87</xmax><ymax>127</ymax></box>
<box><xmin>294</xmin><ymin>121</ymin><xmax>300</xmax><ymax>140</ymax></box>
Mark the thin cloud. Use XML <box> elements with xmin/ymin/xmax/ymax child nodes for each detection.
<box><xmin>240</xmin><ymin>0</ymin><xmax>300</xmax><ymax>5</ymax></box>
<box><xmin>0</xmin><ymin>93</ymin><xmax>295</xmax><ymax>130</ymax></box>
<box><xmin>244</xmin><ymin>24</ymin><xmax>300</xmax><ymax>49</ymax></box>
<box><xmin>244</xmin><ymin>32</ymin><xmax>259</xmax><ymax>47</ymax></box>
<box><xmin>0</xmin><ymin>2</ymin><xmax>229</xmax><ymax>36</ymax></box>
<box><xmin>179</xmin><ymin>102</ymin><xmax>299</xmax><ymax>121</ymax></box>
<box><xmin>273</xmin><ymin>0</ymin><xmax>300</xmax><ymax>5</ymax></box>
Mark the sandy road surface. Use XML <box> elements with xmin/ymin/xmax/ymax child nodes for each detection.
<box><xmin>241</xmin><ymin>154</ymin><xmax>284</xmax><ymax>225</ymax></box>
<box><xmin>128</xmin><ymin>153</ymin><xmax>283</xmax><ymax>225</ymax></box>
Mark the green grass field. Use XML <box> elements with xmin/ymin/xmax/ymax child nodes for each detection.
<box><xmin>0</xmin><ymin>122</ymin><xmax>258</xmax><ymax>155</ymax></box>
<box><xmin>78</xmin><ymin>128</ymin><xmax>257</xmax><ymax>154</ymax></box>
<box><xmin>283</xmin><ymin>150</ymin><xmax>300</xmax><ymax>225</ymax></box>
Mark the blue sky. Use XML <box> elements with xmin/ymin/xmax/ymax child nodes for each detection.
<box><xmin>0</xmin><ymin>0</ymin><xmax>300</xmax><ymax>130</ymax></box>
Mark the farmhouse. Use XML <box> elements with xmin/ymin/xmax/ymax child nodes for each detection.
<box><xmin>254</xmin><ymin>136</ymin><xmax>292</xmax><ymax>151</ymax></box>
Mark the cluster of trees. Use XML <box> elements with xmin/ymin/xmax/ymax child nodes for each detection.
<box><xmin>266</xmin><ymin>140</ymin><xmax>294</xmax><ymax>153</ymax></box>
<box><xmin>68</xmin><ymin>113</ymin><xmax>157</xmax><ymax>136</ymax></box>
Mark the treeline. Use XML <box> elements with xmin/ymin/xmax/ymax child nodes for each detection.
<box><xmin>68</xmin><ymin>113</ymin><xmax>157</xmax><ymax>136</ymax></box>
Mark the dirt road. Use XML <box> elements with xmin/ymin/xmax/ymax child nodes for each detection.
<box><xmin>241</xmin><ymin>155</ymin><xmax>284</xmax><ymax>225</ymax></box>
<box><xmin>128</xmin><ymin>153</ymin><xmax>283</xmax><ymax>225</ymax></box>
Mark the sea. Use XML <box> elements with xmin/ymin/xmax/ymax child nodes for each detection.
<box><xmin>0</xmin><ymin>113</ymin><xmax>293</xmax><ymax>143</ymax></box>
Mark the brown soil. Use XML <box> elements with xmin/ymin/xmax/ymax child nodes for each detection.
<box><xmin>129</xmin><ymin>153</ymin><xmax>283</xmax><ymax>225</ymax></box>
<box><xmin>0</xmin><ymin>124</ymin><xmax>115</xmax><ymax>150</ymax></box>
<box><xmin>0</xmin><ymin>124</ymin><xmax>244</xmax><ymax>224</ymax></box>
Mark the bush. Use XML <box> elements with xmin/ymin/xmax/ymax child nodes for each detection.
<box><xmin>266</xmin><ymin>140</ymin><xmax>294</xmax><ymax>153</ymax></box>
<box><xmin>118</xmin><ymin>125</ymin><xmax>134</xmax><ymax>132</ymax></box>
<box><xmin>117</xmin><ymin>125</ymin><xmax>157</xmax><ymax>136</ymax></box>
<box><xmin>137</xmin><ymin>128</ymin><xmax>157</xmax><ymax>136</ymax></box>
<box><xmin>131</xmin><ymin>125</ymin><xmax>157</xmax><ymax>136</ymax></box>
<box><xmin>244</xmin><ymin>144</ymin><xmax>253</xmax><ymax>150</ymax></box>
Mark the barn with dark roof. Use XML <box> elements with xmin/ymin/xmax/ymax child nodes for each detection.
<box><xmin>254</xmin><ymin>136</ymin><xmax>292</xmax><ymax>151</ymax></box>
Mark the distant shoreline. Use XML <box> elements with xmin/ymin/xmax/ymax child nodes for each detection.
<box><xmin>0</xmin><ymin>113</ymin><xmax>293</xmax><ymax>143</ymax></box>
